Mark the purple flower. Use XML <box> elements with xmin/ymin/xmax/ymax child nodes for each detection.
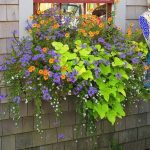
<box><xmin>0</xmin><ymin>64</ymin><xmax>7</xmax><ymax>71</ymax></box>
<box><xmin>138</xmin><ymin>52</ymin><xmax>143</xmax><ymax>57</ymax></box>
<box><xmin>0</xmin><ymin>94</ymin><xmax>6</xmax><ymax>101</ymax></box>
<box><xmin>73</xmin><ymin>84</ymin><xmax>83</xmax><ymax>95</ymax></box>
<box><xmin>119</xmin><ymin>53</ymin><xmax>126</xmax><ymax>59</ymax></box>
<box><xmin>13</xmin><ymin>96</ymin><xmax>21</xmax><ymax>104</ymax></box>
<box><xmin>53</xmin><ymin>65</ymin><xmax>60</xmax><ymax>71</ymax></box>
<box><xmin>116</xmin><ymin>72</ymin><xmax>121</xmax><ymax>80</ymax></box>
<box><xmin>20</xmin><ymin>54</ymin><xmax>31</xmax><ymax>66</ymax></box>
<box><xmin>98</xmin><ymin>38</ymin><xmax>105</xmax><ymax>43</ymax></box>
<box><xmin>58</xmin><ymin>134</ymin><xmax>65</xmax><ymax>139</ymax></box>
<box><xmin>42</xmin><ymin>87</ymin><xmax>52</xmax><ymax>101</ymax></box>
<box><xmin>94</xmin><ymin>68</ymin><xmax>100</xmax><ymax>78</ymax></box>
<box><xmin>132</xmin><ymin>57</ymin><xmax>139</xmax><ymax>64</ymax></box>
<box><xmin>53</xmin><ymin>73</ymin><xmax>61</xmax><ymax>84</ymax></box>
<box><xmin>88</xmin><ymin>87</ymin><xmax>98</xmax><ymax>97</ymax></box>
<box><xmin>24</xmin><ymin>70</ymin><xmax>30</xmax><ymax>77</ymax></box>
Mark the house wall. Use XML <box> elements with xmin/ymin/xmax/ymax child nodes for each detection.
<box><xmin>0</xmin><ymin>0</ymin><xmax>150</xmax><ymax>150</ymax></box>
<box><xmin>126</xmin><ymin>0</ymin><xmax>147</xmax><ymax>30</ymax></box>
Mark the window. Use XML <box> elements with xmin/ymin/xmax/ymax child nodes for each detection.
<box><xmin>33</xmin><ymin>0</ymin><xmax>114</xmax><ymax>19</ymax></box>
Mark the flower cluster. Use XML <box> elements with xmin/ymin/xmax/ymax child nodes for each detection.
<box><xmin>0</xmin><ymin>8</ymin><xmax>149</xmax><ymax>132</ymax></box>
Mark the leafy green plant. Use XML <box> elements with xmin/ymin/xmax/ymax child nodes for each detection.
<box><xmin>0</xmin><ymin>9</ymin><xmax>149</xmax><ymax>132</ymax></box>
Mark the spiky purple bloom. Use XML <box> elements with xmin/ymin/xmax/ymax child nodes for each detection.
<box><xmin>24</xmin><ymin>70</ymin><xmax>30</xmax><ymax>77</ymax></box>
<box><xmin>20</xmin><ymin>54</ymin><xmax>31</xmax><ymax>67</ymax></box>
<box><xmin>88</xmin><ymin>87</ymin><xmax>98</xmax><ymax>97</ymax></box>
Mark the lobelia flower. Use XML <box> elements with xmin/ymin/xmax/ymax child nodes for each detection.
<box><xmin>88</xmin><ymin>87</ymin><xmax>98</xmax><ymax>97</ymax></box>
<box><xmin>0</xmin><ymin>94</ymin><xmax>6</xmax><ymax>101</ymax></box>
<box><xmin>58</xmin><ymin>134</ymin><xmax>65</xmax><ymax>139</ymax></box>
<box><xmin>53</xmin><ymin>73</ymin><xmax>61</xmax><ymax>84</ymax></box>
<box><xmin>119</xmin><ymin>53</ymin><xmax>126</xmax><ymax>59</ymax></box>
<box><xmin>98</xmin><ymin>38</ymin><xmax>105</xmax><ymax>43</ymax></box>
<box><xmin>116</xmin><ymin>72</ymin><xmax>122</xmax><ymax>80</ymax></box>
<box><xmin>24</xmin><ymin>70</ymin><xmax>30</xmax><ymax>77</ymax></box>
<box><xmin>94</xmin><ymin>68</ymin><xmax>100</xmax><ymax>78</ymax></box>
<box><xmin>20</xmin><ymin>54</ymin><xmax>31</xmax><ymax>67</ymax></box>
<box><xmin>132</xmin><ymin>57</ymin><xmax>139</xmax><ymax>64</ymax></box>
<box><xmin>42</xmin><ymin>87</ymin><xmax>52</xmax><ymax>101</ymax></box>
<box><xmin>13</xmin><ymin>96</ymin><xmax>21</xmax><ymax>104</ymax></box>
<box><xmin>53</xmin><ymin>65</ymin><xmax>61</xmax><ymax>71</ymax></box>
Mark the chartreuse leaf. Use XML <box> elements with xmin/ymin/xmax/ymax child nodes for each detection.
<box><xmin>100</xmin><ymin>64</ymin><xmax>111</xmax><ymax>76</ymax></box>
<box><xmin>75</xmin><ymin>40</ymin><xmax>82</xmax><ymax>45</ymax></box>
<box><xmin>81</xmin><ymin>70</ymin><xmax>93</xmax><ymax>80</ymax></box>
<box><xmin>106</xmin><ymin>110</ymin><xmax>117</xmax><ymax>125</ymax></box>
<box><xmin>94</xmin><ymin>103</ymin><xmax>109</xmax><ymax>119</ymax></box>
<box><xmin>124</xmin><ymin>61</ymin><xmax>133</xmax><ymax>70</ymax></box>
<box><xmin>95</xmin><ymin>44</ymin><xmax>102</xmax><ymax>51</ymax></box>
<box><xmin>112</xmin><ymin>57</ymin><xmax>124</xmax><ymax>67</ymax></box>
<box><xmin>118</xmin><ymin>84</ymin><xmax>126</xmax><ymax>97</ymax></box>
<box><xmin>119</xmin><ymin>70</ymin><xmax>129</xmax><ymax>80</ymax></box>
<box><xmin>75</xmin><ymin>66</ymin><xmax>86</xmax><ymax>75</ymax></box>
<box><xmin>66</xmin><ymin>52</ymin><xmax>77</xmax><ymax>60</ymax></box>
<box><xmin>52</xmin><ymin>42</ymin><xmax>63</xmax><ymax>50</ymax></box>
<box><xmin>86</xmin><ymin>101</ymin><xmax>93</xmax><ymax>109</ymax></box>
<box><xmin>114</xmin><ymin>102</ymin><xmax>125</xmax><ymax>117</ymax></box>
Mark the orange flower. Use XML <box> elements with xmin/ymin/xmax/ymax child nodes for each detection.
<box><xmin>127</xmin><ymin>28</ymin><xmax>132</xmax><ymax>36</ymax></box>
<box><xmin>28</xmin><ymin>66</ymin><xmax>35</xmax><ymax>73</ymax></box>
<box><xmin>108</xmin><ymin>17</ymin><xmax>113</xmax><ymax>23</ymax></box>
<box><xmin>83</xmin><ymin>32</ymin><xmax>87</xmax><ymax>37</ymax></box>
<box><xmin>61</xmin><ymin>66</ymin><xmax>68</xmax><ymax>71</ymax></box>
<box><xmin>29</xmin><ymin>16</ymin><xmax>33</xmax><ymax>20</ymax></box>
<box><xmin>65</xmin><ymin>33</ymin><xmax>70</xmax><ymax>38</ymax></box>
<box><xmin>99</xmin><ymin>23</ymin><xmax>104</xmax><ymax>28</ymax></box>
<box><xmin>130</xmin><ymin>22</ymin><xmax>134</xmax><ymax>27</ymax></box>
<box><xmin>36</xmin><ymin>24</ymin><xmax>41</xmax><ymax>28</ymax></box>
<box><xmin>39</xmin><ymin>69</ymin><xmax>43</xmax><ymax>75</ymax></box>
<box><xmin>44</xmin><ymin>76</ymin><xmax>49</xmax><ymax>81</ymax></box>
<box><xmin>52</xmin><ymin>23</ymin><xmax>60</xmax><ymax>29</ymax></box>
<box><xmin>37</xmin><ymin>10</ymin><xmax>41</xmax><ymax>15</ymax></box>
<box><xmin>144</xmin><ymin>66</ymin><xmax>149</xmax><ymax>70</ymax></box>
<box><xmin>95</xmin><ymin>31</ymin><xmax>100</xmax><ymax>35</ymax></box>
<box><xmin>32</xmin><ymin>24</ymin><xmax>37</xmax><ymax>28</ymax></box>
<box><xmin>40</xmin><ymin>20</ymin><xmax>45</xmax><ymax>25</ymax></box>
<box><xmin>89</xmin><ymin>31</ymin><xmax>94</xmax><ymax>38</ymax></box>
<box><xmin>42</xmin><ymin>47</ymin><xmax>48</xmax><ymax>53</ymax></box>
<box><xmin>61</xmin><ymin>75</ymin><xmax>66</xmax><ymax>80</ymax></box>
<box><xmin>49</xmin><ymin>58</ymin><xmax>55</xmax><ymax>64</ymax></box>
<box><xmin>43</xmin><ymin>69</ymin><xmax>48</xmax><ymax>76</ymax></box>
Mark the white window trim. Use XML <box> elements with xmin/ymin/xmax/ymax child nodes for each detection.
<box><xmin>114</xmin><ymin>0</ymin><xmax>126</xmax><ymax>32</ymax></box>
<box><xmin>19</xmin><ymin>0</ymin><xmax>33</xmax><ymax>38</ymax></box>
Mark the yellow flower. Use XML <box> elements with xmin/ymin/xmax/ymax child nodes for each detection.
<box><xmin>61</xmin><ymin>75</ymin><xmax>66</xmax><ymax>80</ymax></box>
<box><xmin>65</xmin><ymin>33</ymin><xmax>70</xmax><ymax>38</ymax></box>
<box><xmin>28</xmin><ymin>66</ymin><xmax>35</xmax><ymax>73</ymax></box>
<box><xmin>42</xmin><ymin>47</ymin><xmax>48</xmax><ymax>53</ymax></box>
<box><xmin>49</xmin><ymin>58</ymin><xmax>55</xmax><ymax>64</ymax></box>
<box><xmin>108</xmin><ymin>17</ymin><xmax>113</xmax><ymax>23</ymax></box>
<box><xmin>144</xmin><ymin>66</ymin><xmax>149</xmax><ymax>70</ymax></box>
<box><xmin>40</xmin><ymin>20</ymin><xmax>45</xmax><ymax>25</ymax></box>
<box><xmin>89</xmin><ymin>31</ymin><xmax>95</xmax><ymax>38</ymax></box>
<box><xmin>44</xmin><ymin>76</ymin><xmax>49</xmax><ymax>81</ymax></box>
<box><xmin>32</xmin><ymin>24</ymin><xmax>37</xmax><ymax>28</ymax></box>
<box><xmin>99</xmin><ymin>23</ymin><xmax>104</xmax><ymax>28</ymax></box>
<box><xmin>39</xmin><ymin>69</ymin><xmax>43</xmax><ymax>75</ymax></box>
